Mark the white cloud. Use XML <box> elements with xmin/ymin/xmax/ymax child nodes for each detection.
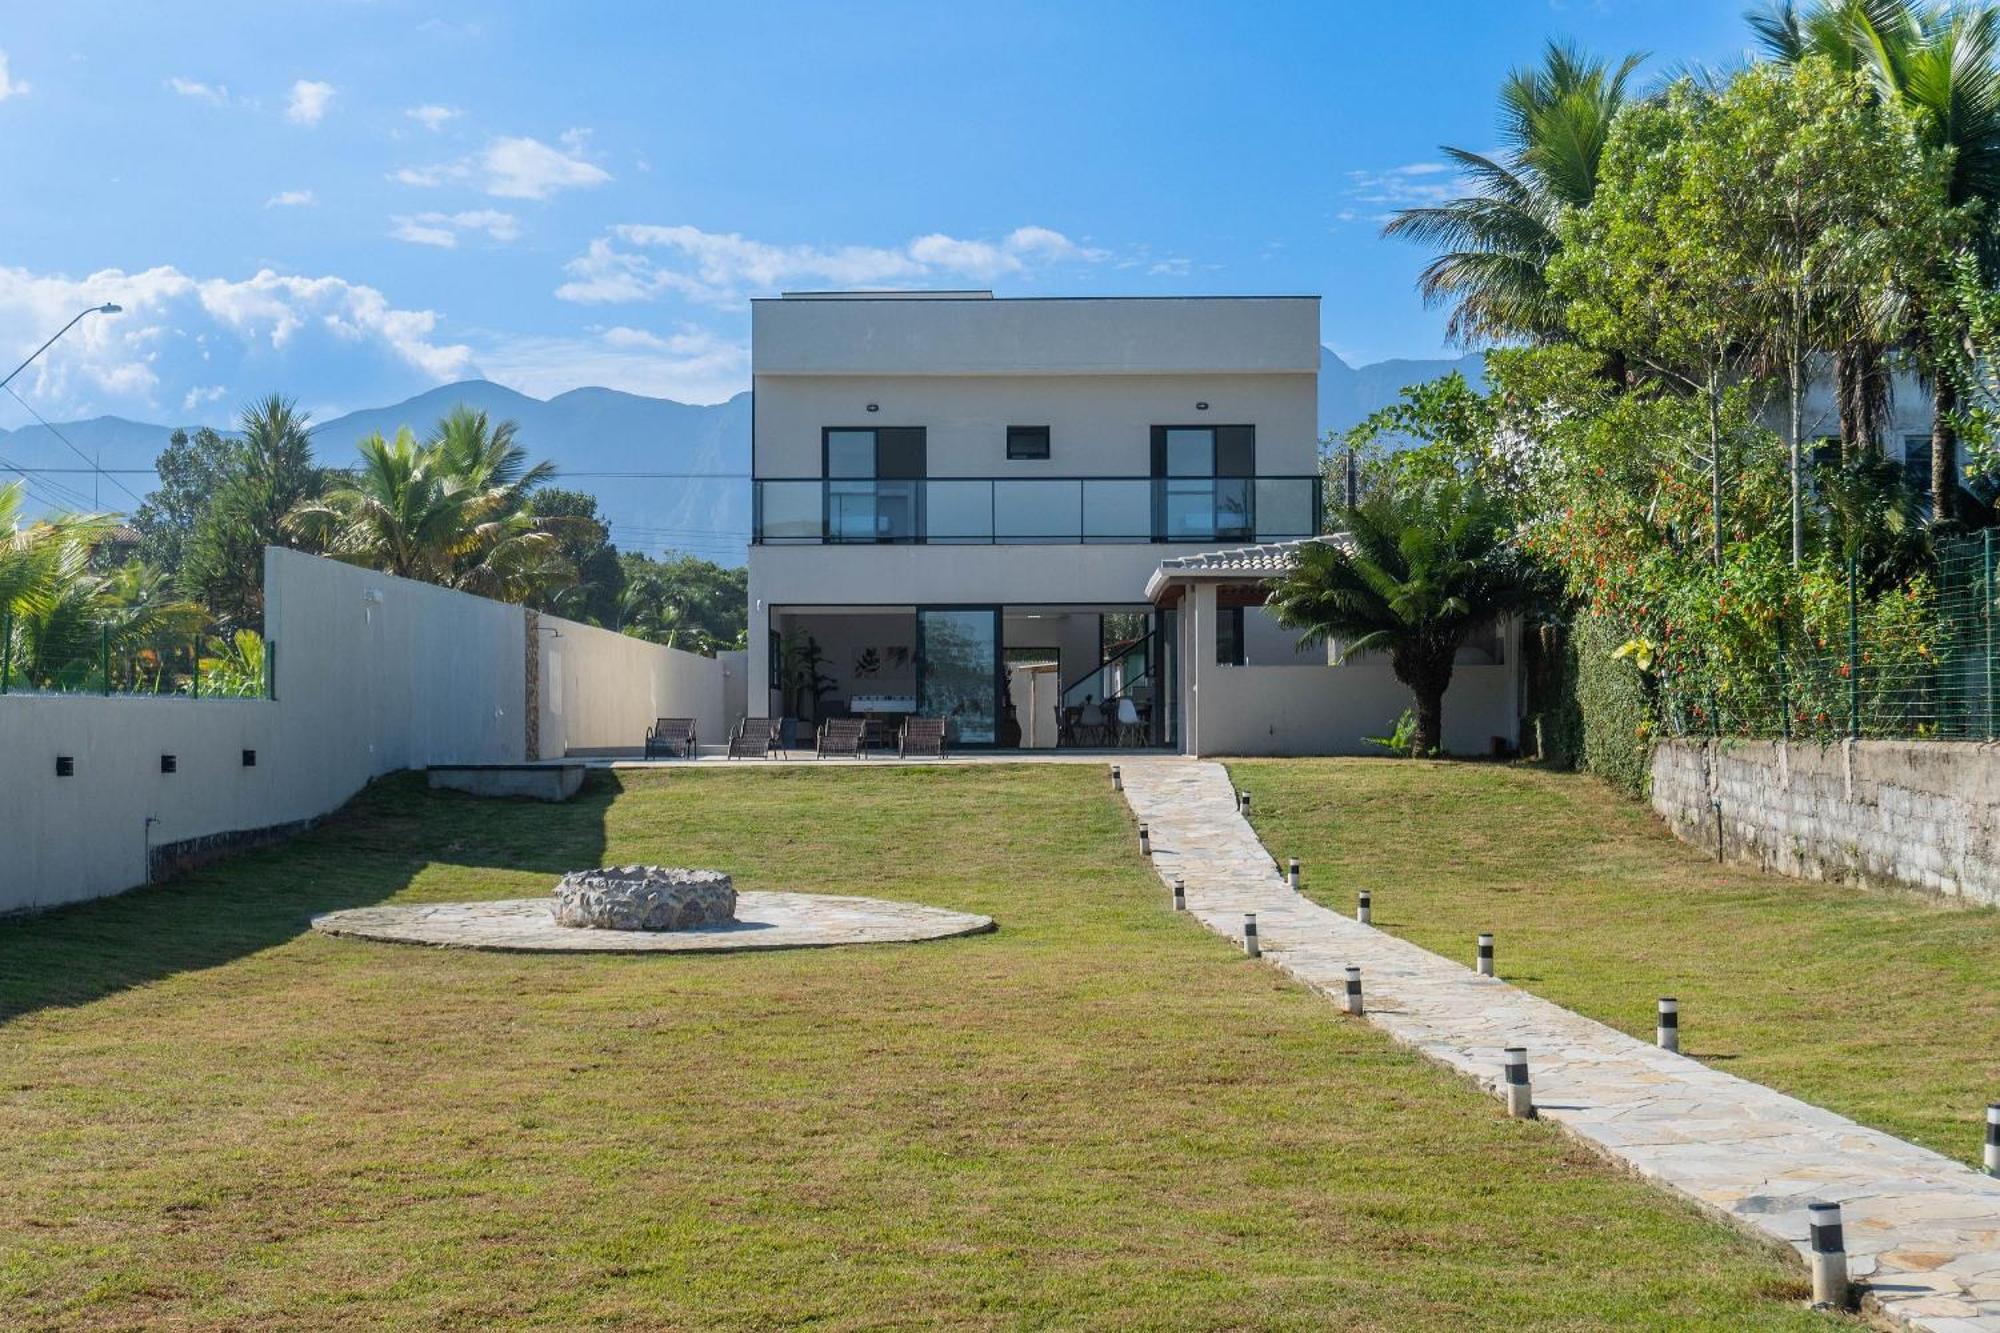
<box><xmin>395</xmin><ymin>133</ymin><xmax>611</xmax><ymax>200</ymax></box>
<box><xmin>406</xmin><ymin>103</ymin><xmax>460</xmax><ymax>131</ymax></box>
<box><xmin>286</xmin><ymin>79</ymin><xmax>334</xmax><ymax>126</ymax></box>
<box><xmin>1345</xmin><ymin>162</ymin><xmax>1464</xmax><ymax>209</ymax></box>
<box><xmin>0</xmin><ymin>263</ymin><xmax>473</xmax><ymax>418</ymax></box>
<box><xmin>168</xmin><ymin>76</ymin><xmax>228</xmax><ymax>105</ymax></box>
<box><xmin>182</xmin><ymin>384</ymin><xmax>226</xmax><ymax>412</ymax></box>
<box><xmin>476</xmin><ymin>324</ymin><xmax>749</xmax><ymax>405</ymax></box>
<box><xmin>0</xmin><ymin>51</ymin><xmax>28</xmax><ymax>102</ymax></box>
<box><xmin>389</xmin><ymin>209</ymin><xmax>520</xmax><ymax>248</ymax></box>
<box><xmin>265</xmin><ymin>189</ymin><xmax>316</xmax><ymax>208</ymax></box>
<box><xmin>557</xmin><ymin>224</ymin><xmax>1107</xmax><ymax>305</ymax></box>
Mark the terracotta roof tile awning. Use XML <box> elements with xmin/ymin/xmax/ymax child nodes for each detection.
<box><xmin>1144</xmin><ymin>534</ymin><xmax>1350</xmax><ymax>608</ymax></box>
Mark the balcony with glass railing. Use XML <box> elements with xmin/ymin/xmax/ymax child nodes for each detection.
<box><xmin>753</xmin><ymin>475</ymin><xmax>1322</xmax><ymax>545</ymax></box>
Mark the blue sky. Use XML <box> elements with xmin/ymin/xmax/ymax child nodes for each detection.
<box><xmin>1</xmin><ymin>1</ymin><xmax>1762</xmax><ymax>427</ymax></box>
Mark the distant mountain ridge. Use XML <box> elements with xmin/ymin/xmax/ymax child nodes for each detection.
<box><xmin>0</xmin><ymin>347</ymin><xmax>1484</xmax><ymax>563</ymax></box>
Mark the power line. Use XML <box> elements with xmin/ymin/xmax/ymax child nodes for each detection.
<box><xmin>1</xmin><ymin>386</ymin><xmax>146</xmax><ymax>508</ymax></box>
<box><xmin>0</xmin><ymin>448</ymin><xmax>99</xmax><ymax>512</ymax></box>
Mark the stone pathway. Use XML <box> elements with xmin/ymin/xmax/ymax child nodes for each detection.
<box><xmin>312</xmin><ymin>891</ymin><xmax>994</xmax><ymax>954</ymax></box>
<box><xmin>1120</xmin><ymin>758</ymin><xmax>2000</xmax><ymax>1331</ymax></box>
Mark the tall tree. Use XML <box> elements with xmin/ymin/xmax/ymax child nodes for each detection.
<box><xmin>131</xmin><ymin>426</ymin><xmax>236</xmax><ymax>575</ymax></box>
<box><xmin>179</xmin><ymin>395</ymin><xmax>327</xmax><ymax>628</ymax></box>
<box><xmin>527</xmin><ymin>487</ymin><xmax>624</xmax><ymax>626</ymax></box>
<box><xmin>286</xmin><ymin>411</ymin><xmax>573</xmax><ymax>603</ymax></box>
<box><xmin>1753</xmin><ymin>0</ymin><xmax>2000</xmax><ymax>523</ymax></box>
<box><xmin>1551</xmin><ymin>82</ymin><xmax>1760</xmax><ymax>566</ymax></box>
<box><xmin>1269</xmin><ymin>477</ymin><xmax>1540</xmax><ymax>754</ymax></box>
<box><xmin>1384</xmin><ymin>39</ymin><xmax>1646</xmax><ymax>345</ymax></box>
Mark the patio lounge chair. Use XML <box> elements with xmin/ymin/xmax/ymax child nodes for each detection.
<box><xmin>728</xmin><ymin>717</ymin><xmax>779</xmax><ymax>759</ymax></box>
<box><xmin>900</xmin><ymin>716</ymin><xmax>948</xmax><ymax>759</ymax></box>
<box><xmin>816</xmin><ymin>717</ymin><xmax>867</xmax><ymax>759</ymax></box>
<box><xmin>644</xmin><ymin>717</ymin><xmax>697</xmax><ymax>759</ymax></box>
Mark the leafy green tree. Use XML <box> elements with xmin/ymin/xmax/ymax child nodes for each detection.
<box><xmin>132</xmin><ymin>426</ymin><xmax>235</xmax><ymax>575</ymax></box>
<box><xmin>180</xmin><ymin>395</ymin><xmax>327</xmax><ymax>628</ymax></box>
<box><xmin>1384</xmin><ymin>39</ymin><xmax>1645</xmax><ymax>344</ymax></box>
<box><xmin>528</xmin><ymin>487</ymin><xmax>624</xmax><ymax>626</ymax></box>
<box><xmin>1269</xmin><ymin>477</ymin><xmax>1541</xmax><ymax>754</ymax></box>
<box><xmin>286</xmin><ymin>418</ymin><xmax>572</xmax><ymax>603</ymax></box>
<box><xmin>615</xmin><ymin>551</ymin><xmax>747</xmax><ymax>653</ymax></box>
<box><xmin>1754</xmin><ymin>0</ymin><xmax>2000</xmax><ymax>521</ymax></box>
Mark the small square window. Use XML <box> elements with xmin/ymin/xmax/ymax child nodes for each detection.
<box><xmin>1006</xmin><ymin>426</ymin><xmax>1050</xmax><ymax>461</ymax></box>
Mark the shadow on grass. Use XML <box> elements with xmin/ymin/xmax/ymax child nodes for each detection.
<box><xmin>0</xmin><ymin>769</ymin><xmax>616</xmax><ymax>1025</ymax></box>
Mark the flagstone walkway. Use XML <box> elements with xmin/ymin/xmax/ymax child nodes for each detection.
<box><xmin>1120</xmin><ymin>758</ymin><xmax>2000</xmax><ymax>1332</ymax></box>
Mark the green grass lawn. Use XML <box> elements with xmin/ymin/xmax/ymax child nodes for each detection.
<box><xmin>1232</xmin><ymin>757</ymin><xmax>2000</xmax><ymax>1171</ymax></box>
<box><xmin>0</xmin><ymin>766</ymin><xmax>1837</xmax><ymax>1330</ymax></box>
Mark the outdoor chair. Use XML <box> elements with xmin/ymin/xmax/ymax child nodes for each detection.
<box><xmin>900</xmin><ymin>716</ymin><xmax>948</xmax><ymax>759</ymax></box>
<box><xmin>861</xmin><ymin>716</ymin><xmax>897</xmax><ymax>752</ymax></box>
<box><xmin>644</xmin><ymin>717</ymin><xmax>697</xmax><ymax>760</ymax></box>
<box><xmin>816</xmin><ymin>717</ymin><xmax>867</xmax><ymax>759</ymax></box>
<box><xmin>1115</xmin><ymin>696</ymin><xmax>1146</xmax><ymax>747</ymax></box>
<box><xmin>728</xmin><ymin>716</ymin><xmax>779</xmax><ymax>760</ymax></box>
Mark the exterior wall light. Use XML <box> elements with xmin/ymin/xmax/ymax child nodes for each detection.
<box><xmin>160</xmin><ymin>755</ymin><xmax>178</xmax><ymax>774</ymax></box>
<box><xmin>1196</xmin><ymin>401</ymin><xmax>1209</xmax><ymax>411</ymax></box>
<box><xmin>241</xmin><ymin>749</ymin><xmax>257</xmax><ymax>768</ymax></box>
<box><xmin>866</xmin><ymin>403</ymin><xmax>880</xmax><ymax>412</ymax></box>
<box><xmin>55</xmin><ymin>756</ymin><xmax>75</xmax><ymax>777</ymax></box>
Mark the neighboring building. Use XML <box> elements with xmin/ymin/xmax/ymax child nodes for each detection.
<box><xmin>746</xmin><ymin>291</ymin><xmax>1517</xmax><ymax>754</ymax></box>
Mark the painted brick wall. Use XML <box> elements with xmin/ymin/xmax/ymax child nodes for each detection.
<box><xmin>1650</xmin><ymin>738</ymin><xmax>2000</xmax><ymax>902</ymax></box>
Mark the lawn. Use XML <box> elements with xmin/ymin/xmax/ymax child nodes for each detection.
<box><xmin>0</xmin><ymin>766</ymin><xmax>1836</xmax><ymax>1330</ymax></box>
<box><xmin>1232</xmin><ymin>757</ymin><xmax>2000</xmax><ymax>1171</ymax></box>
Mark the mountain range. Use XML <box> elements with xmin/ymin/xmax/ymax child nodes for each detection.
<box><xmin>0</xmin><ymin>347</ymin><xmax>1482</xmax><ymax>564</ymax></box>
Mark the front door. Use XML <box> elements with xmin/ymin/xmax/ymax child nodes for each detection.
<box><xmin>918</xmin><ymin>607</ymin><xmax>1000</xmax><ymax>746</ymax></box>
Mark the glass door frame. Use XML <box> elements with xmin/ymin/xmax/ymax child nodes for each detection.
<box><xmin>915</xmin><ymin>604</ymin><xmax>1003</xmax><ymax>749</ymax></box>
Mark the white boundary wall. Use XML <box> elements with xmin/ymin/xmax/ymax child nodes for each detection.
<box><xmin>2</xmin><ymin>549</ymin><xmax>738</xmax><ymax>913</ymax></box>
<box><xmin>537</xmin><ymin>618</ymin><xmax>740</xmax><ymax>756</ymax></box>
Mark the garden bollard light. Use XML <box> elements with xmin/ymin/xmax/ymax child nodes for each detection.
<box><xmin>1110</xmin><ymin>764</ymin><xmax>1122</xmax><ymax>792</ymax></box>
<box><xmin>1477</xmin><ymin>932</ymin><xmax>1495</xmax><ymax>977</ymax></box>
<box><xmin>1657</xmin><ymin>997</ymin><xmax>1680</xmax><ymax>1053</ymax></box>
<box><xmin>1502</xmin><ymin>1046</ymin><xmax>1534</xmax><ymax>1119</ymax></box>
<box><xmin>1138</xmin><ymin>823</ymin><xmax>1151</xmax><ymax>856</ymax></box>
<box><xmin>1172</xmin><ymin>875</ymin><xmax>1186</xmax><ymax>911</ymax></box>
<box><xmin>1986</xmin><ymin>1104</ymin><xmax>2000</xmax><ymax>1177</ymax></box>
<box><xmin>1237</xmin><ymin>789</ymin><xmax>1250</xmax><ymax>815</ymax></box>
<box><xmin>1807</xmin><ymin>1201</ymin><xmax>1849</xmax><ymax>1309</ymax></box>
<box><xmin>1243</xmin><ymin>913</ymin><xmax>1260</xmax><ymax>958</ymax></box>
<box><xmin>1344</xmin><ymin>965</ymin><xmax>1363</xmax><ymax>1016</ymax></box>
<box><xmin>1287</xmin><ymin>857</ymin><xmax>1301</xmax><ymax>891</ymax></box>
<box><xmin>1357</xmin><ymin>890</ymin><xmax>1371</xmax><ymax>925</ymax></box>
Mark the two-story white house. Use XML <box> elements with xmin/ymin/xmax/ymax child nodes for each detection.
<box><xmin>746</xmin><ymin>291</ymin><xmax>1522</xmax><ymax>755</ymax></box>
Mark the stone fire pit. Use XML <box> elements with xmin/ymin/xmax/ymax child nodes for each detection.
<box><xmin>550</xmin><ymin>866</ymin><xmax>737</xmax><ymax>931</ymax></box>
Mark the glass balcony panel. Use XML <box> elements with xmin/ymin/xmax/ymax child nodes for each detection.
<box><xmin>827</xmin><ymin>481</ymin><xmax>877</xmax><ymax>542</ymax></box>
<box><xmin>873</xmin><ymin>479</ymin><xmax>921</xmax><ymax>542</ymax></box>
<box><xmin>1082</xmin><ymin>479</ymin><xmax>1151</xmax><ymax>542</ymax></box>
<box><xmin>1162</xmin><ymin>479</ymin><xmax>1216</xmax><ymax>542</ymax></box>
<box><xmin>926</xmin><ymin>480</ymin><xmax>993</xmax><ymax>543</ymax></box>
<box><xmin>1214</xmin><ymin>477</ymin><xmax>1253</xmax><ymax>542</ymax></box>
<box><xmin>1255</xmin><ymin>477</ymin><xmax>1316</xmax><ymax>540</ymax></box>
<box><xmin>993</xmin><ymin>480</ymin><xmax>1081</xmax><ymax>541</ymax></box>
<box><xmin>757</xmin><ymin>481</ymin><xmax>822</xmax><ymax>543</ymax></box>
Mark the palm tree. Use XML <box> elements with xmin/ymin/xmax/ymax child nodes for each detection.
<box><xmin>286</xmin><ymin>411</ymin><xmax>573</xmax><ymax>602</ymax></box>
<box><xmin>1268</xmin><ymin>479</ymin><xmax>1541</xmax><ymax>755</ymax></box>
<box><xmin>1752</xmin><ymin>0</ymin><xmax>2000</xmax><ymax>522</ymax></box>
<box><xmin>1383</xmin><ymin>39</ymin><xmax>1646</xmax><ymax>345</ymax></box>
<box><xmin>178</xmin><ymin>394</ymin><xmax>327</xmax><ymax>627</ymax></box>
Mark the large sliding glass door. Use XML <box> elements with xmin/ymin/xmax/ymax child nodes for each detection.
<box><xmin>917</xmin><ymin>607</ymin><xmax>1000</xmax><ymax>746</ymax></box>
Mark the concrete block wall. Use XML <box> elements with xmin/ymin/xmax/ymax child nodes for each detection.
<box><xmin>2</xmin><ymin>548</ymin><xmax>742</xmax><ymax>914</ymax></box>
<box><xmin>1651</xmin><ymin>737</ymin><xmax>2000</xmax><ymax>903</ymax></box>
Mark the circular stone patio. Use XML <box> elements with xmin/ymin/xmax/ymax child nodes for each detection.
<box><xmin>309</xmin><ymin>891</ymin><xmax>995</xmax><ymax>954</ymax></box>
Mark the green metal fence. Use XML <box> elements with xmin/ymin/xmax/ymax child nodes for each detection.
<box><xmin>0</xmin><ymin>613</ymin><xmax>272</xmax><ymax>700</ymax></box>
<box><xmin>1656</xmin><ymin>533</ymin><xmax>1999</xmax><ymax>742</ymax></box>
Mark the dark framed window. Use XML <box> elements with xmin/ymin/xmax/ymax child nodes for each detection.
<box><xmin>1151</xmin><ymin>425</ymin><xmax>1255</xmax><ymax>542</ymax></box>
<box><xmin>1216</xmin><ymin>606</ymin><xmax>1246</xmax><ymax>666</ymax></box>
<box><xmin>1006</xmin><ymin>425</ymin><xmax>1051</xmax><ymax>461</ymax></box>
<box><xmin>821</xmin><ymin>426</ymin><xmax>926</xmax><ymax>543</ymax></box>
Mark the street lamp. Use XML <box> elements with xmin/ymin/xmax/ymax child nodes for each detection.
<box><xmin>1</xmin><ymin>302</ymin><xmax>122</xmax><ymax>392</ymax></box>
